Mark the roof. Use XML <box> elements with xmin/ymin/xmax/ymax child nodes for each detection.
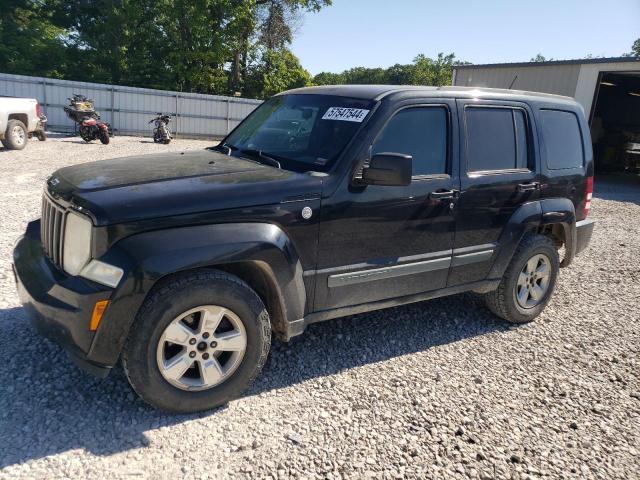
<box><xmin>279</xmin><ymin>85</ymin><xmax>578</xmax><ymax>106</ymax></box>
<box><xmin>279</xmin><ymin>84</ymin><xmax>412</xmax><ymax>100</ymax></box>
<box><xmin>453</xmin><ymin>56</ymin><xmax>640</xmax><ymax>70</ymax></box>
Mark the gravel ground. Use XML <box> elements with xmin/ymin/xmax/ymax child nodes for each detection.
<box><xmin>0</xmin><ymin>135</ymin><xmax>639</xmax><ymax>480</ymax></box>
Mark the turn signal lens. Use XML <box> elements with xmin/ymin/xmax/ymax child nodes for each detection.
<box><xmin>90</xmin><ymin>300</ymin><xmax>109</xmax><ymax>331</ymax></box>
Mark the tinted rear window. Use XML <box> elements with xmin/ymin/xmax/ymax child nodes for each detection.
<box><xmin>465</xmin><ymin>107</ymin><xmax>529</xmax><ymax>172</ymax></box>
<box><xmin>540</xmin><ymin>110</ymin><xmax>584</xmax><ymax>170</ymax></box>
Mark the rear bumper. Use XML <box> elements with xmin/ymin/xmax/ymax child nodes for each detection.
<box><xmin>575</xmin><ymin>218</ymin><xmax>595</xmax><ymax>256</ymax></box>
<box><xmin>12</xmin><ymin>221</ymin><xmax>113</xmax><ymax>377</ymax></box>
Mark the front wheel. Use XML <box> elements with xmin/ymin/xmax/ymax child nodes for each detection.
<box><xmin>122</xmin><ymin>270</ymin><xmax>271</xmax><ymax>413</ymax></box>
<box><xmin>483</xmin><ymin>234</ymin><xmax>559</xmax><ymax>324</ymax></box>
<box><xmin>79</xmin><ymin>126</ymin><xmax>93</xmax><ymax>142</ymax></box>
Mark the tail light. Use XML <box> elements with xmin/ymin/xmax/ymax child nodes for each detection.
<box><xmin>583</xmin><ymin>176</ymin><xmax>593</xmax><ymax>218</ymax></box>
<box><xmin>35</xmin><ymin>102</ymin><xmax>42</xmax><ymax>117</ymax></box>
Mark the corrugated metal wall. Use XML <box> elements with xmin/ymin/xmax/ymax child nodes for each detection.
<box><xmin>0</xmin><ymin>72</ymin><xmax>262</xmax><ymax>139</ymax></box>
<box><xmin>453</xmin><ymin>64</ymin><xmax>581</xmax><ymax>97</ymax></box>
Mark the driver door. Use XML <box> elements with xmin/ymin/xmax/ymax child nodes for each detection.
<box><xmin>313</xmin><ymin>100</ymin><xmax>460</xmax><ymax>311</ymax></box>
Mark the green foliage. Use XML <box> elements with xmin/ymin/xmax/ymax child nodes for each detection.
<box><xmin>530</xmin><ymin>54</ymin><xmax>551</xmax><ymax>62</ymax></box>
<box><xmin>0</xmin><ymin>0</ymin><xmax>326</xmax><ymax>98</ymax></box>
<box><xmin>624</xmin><ymin>38</ymin><xmax>640</xmax><ymax>57</ymax></box>
<box><xmin>313</xmin><ymin>53</ymin><xmax>464</xmax><ymax>87</ymax></box>
<box><xmin>0</xmin><ymin>0</ymin><xmax>69</xmax><ymax>78</ymax></box>
<box><xmin>245</xmin><ymin>49</ymin><xmax>311</xmax><ymax>98</ymax></box>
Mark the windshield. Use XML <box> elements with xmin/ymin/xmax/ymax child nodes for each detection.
<box><xmin>223</xmin><ymin>94</ymin><xmax>374</xmax><ymax>172</ymax></box>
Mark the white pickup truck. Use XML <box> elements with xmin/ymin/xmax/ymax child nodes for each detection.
<box><xmin>0</xmin><ymin>97</ymin><xmax>47</xmax><ymax>150</ymax></box>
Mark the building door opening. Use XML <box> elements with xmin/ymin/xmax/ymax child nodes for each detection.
<box><xmin>590</xmin><ymin>71</ymin><xmax>640</xmax><ymax>174</ymax></box>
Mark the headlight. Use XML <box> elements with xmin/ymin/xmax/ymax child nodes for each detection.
<box><xmin>63</xmin><ymin>212</ymin><xmax>93</xmax><ymax>275</ymax></box>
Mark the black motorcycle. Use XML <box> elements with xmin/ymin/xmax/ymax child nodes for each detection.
<box><xmin>149</xmin><ymin>113</ymin><xmax>172</xmax><ymax>144</ymax></box>
<box><xmin>64</xmin><ymin>94</ymin><xmax>111</xmax><ymax>144</ymax></box>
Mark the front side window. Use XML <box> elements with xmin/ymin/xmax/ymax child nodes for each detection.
<box><xmin>372</xmin><ymin>107</ymin><xmax>448</xmax><ymax>176</ymax></box>
<box><xmin>465</xmin><ymin>107</ymin><xmax>530</xmax><ymax>172</ymax></box>
<box><xmin>223</xmin><ymin>94</ymin><xmax>374</xmax><ymax>172</ymax></box>
<box><xmin>540</xmin><ymin>109</ymin><xmax>584</xmax><ymax>170</ymax></box>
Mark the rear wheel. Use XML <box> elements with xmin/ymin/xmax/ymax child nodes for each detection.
<box><xmin>98</xmin><ymin>129</ymin><xmax>110</xmax><ymax>144</ymax></box>
<box><xmin>3</xmin><ymin>120</ymin><xmax>27</xmax><ymax>150</ymax></box>
<box><xmin>122</xmin><ymin>270</ymin><xmax>271</xmax><ymax>413</ymax></box>
<box><xmin>483</xmin><ymin>234</ymin><xmax>559</xmax><ymax>324</ymax></box>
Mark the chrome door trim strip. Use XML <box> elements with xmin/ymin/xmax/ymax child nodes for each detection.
<box><xmin>307</xmin><ymin>244</ymin><xmax>498</xmax><ymax>286</ymax></box>
<box><xmin>451</xmin><ymin>249</ymin><xmax>494</xmax><ymax>267</ymax></box>
<box><xmin>328</xmin><ymin>256</ymin><xmax>452</xmax><ymax>288</ymax></box>
<box><xmin>305</xmin><ymin>249</ymin><xmax>454</xmax><ymax>277</ymax></box>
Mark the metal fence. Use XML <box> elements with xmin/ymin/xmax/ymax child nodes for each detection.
<box><xmin>0</xmin><ymin>72</ymin><xmax>263</xmax><ymax>139</ymax></box>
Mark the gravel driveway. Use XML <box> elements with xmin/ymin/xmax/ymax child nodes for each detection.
<box><xmin>1</xmin><ymin>135</ymin><xmax>639</xmax><ymax>479</ymax></box>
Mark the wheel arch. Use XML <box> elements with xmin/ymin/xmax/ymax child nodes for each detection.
<box><xmin>488</xmin><ymin>197</ymin><xmax>577</xmax><ymax>279</ymax></box>
<box><xmin>8</xmin><ymin>113</ymin><xmax>29</xmax><ymax>128</ymax></box>
<box><xmin>87</xmin><ymin>222</ymin><xmax>306</xmax><ymax>367</ymax></box>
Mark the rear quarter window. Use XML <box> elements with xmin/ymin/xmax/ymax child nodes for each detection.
<box><xmin>540</xmin><ymin>109</ymin><xmax>584</xmax><ymax>170</ymax></box>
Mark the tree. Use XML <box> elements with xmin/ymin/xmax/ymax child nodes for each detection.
<box><xmin>245</xmin><ymin>48</ymin><xmax>311</xmax><ymax>98</ymax></box>
<box><xmin>411</xmin><ymin>53</ymin><xmax>457</xmax><ymax>86</ymax></box>
<box><xmin>0</xmin><ymin>0</ymin><xmax>329</xmax><ymax>98</ymax></box>
<box><xmin>312</xmin><ymin>71</ymin><xmax>345</xmax><ymax>85</ymax></box>
<box><xmin>0</xmin><ymin>0</ymin><xmax>68</xmax><ymax>78</ymax></box>
<box><xmin>623</xmin><ymin>38</ymin><xmax>640</xmax><ymax>57</ymax></box>
<box><xmin>530</xmin><ymin>54</ymin><xmax>550</xmax><ymax>62</ymax></box>
<box><xmin>313</xmin><ymin>52</ymin><xmax>463</xmax><ymax>87</ymax></box>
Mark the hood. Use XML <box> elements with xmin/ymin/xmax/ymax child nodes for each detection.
<box><xmin>48</xmin><ymin>149</ymin><xmax>323</xmax><ymax>225</ymax></box>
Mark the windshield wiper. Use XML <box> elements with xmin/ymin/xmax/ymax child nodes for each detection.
<box><xmin>239</xmin><ymin>148</ymin><xmax>281</xmax><ymax>169</ymax></box>
<box><xmin>209</xmin><ymin>142</ymin><xmax>237</xmax><ymax>154</ymax></box>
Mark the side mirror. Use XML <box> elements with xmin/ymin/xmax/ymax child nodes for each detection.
<box><xmin>361</xmin><ymin>153</ymin><xmax>412</xmax><ymax>187</ymax></box>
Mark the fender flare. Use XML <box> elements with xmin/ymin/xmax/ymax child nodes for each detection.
<box><xmin>539</xmin><ymin>198</ymin><xmax>577</xmax><ymax>267</ymax></box>
<box><xmin>87</xmin><ymin>222</ymin><xmax>306</xmax><ymax>366</ymax></box>
<box><xmin>488</xmin><ymin>198</ymin><xmax>576</xmax><ymax>279</ymax></box>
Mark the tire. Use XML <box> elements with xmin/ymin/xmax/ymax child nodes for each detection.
<box><xmin>122</xmin><ymin>270</ymin><xmax>271</xmax><ymax>413</ymax></box>
<box><xmin>36</xmin><ymin>130</ymin><xmax>47</xmax><ymax>141</ymax></box>
<box><xmin>99</xmin><ymin>129</ymin><xmax>110</xmax><ymax>144</ymax></box>
<box><xmin>3</xmin><ymin>120</ymin><xmax>28</xmax><ymax>150</ymax></box>
<box><xmin>79</xmin><ymin>126</ymin><xmax>93</xmax><ymax>142</ymax></box>
<box><xmin>163</xmin><ymin>138</ymin><xmax>171</xmax><ymax>145</ymax></box>
<box><xmin>483</xmin><ymin>234</ymin><xmax>559</xmax><ymax>324</ymax></box>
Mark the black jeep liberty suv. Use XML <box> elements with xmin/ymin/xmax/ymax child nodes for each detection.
<box><xmin>13</xmin><ymin>86</ymin><xmax>595</xmax><ymax>412</ymax></box>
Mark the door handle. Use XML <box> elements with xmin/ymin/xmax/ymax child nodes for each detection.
<box><xmin>517</xmin><ymin>182</ymin><xmax>540</xmax><ymax>192</ymax></box>
<box><xmin>429</xmin><ymin>189</ymin><xmax>458</xmax><ymax>200</ymax></box>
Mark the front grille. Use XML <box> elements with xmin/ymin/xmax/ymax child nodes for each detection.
<box><xmin>41</xmin><ymin>194</ymin><xmax>66</xmax><ymax>268</ymax></box>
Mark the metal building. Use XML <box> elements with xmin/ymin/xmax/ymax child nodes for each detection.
<box><xmin>453</xmin><ymin>57</ymin><xmax>640</xmax><ymax>173</ymax></box>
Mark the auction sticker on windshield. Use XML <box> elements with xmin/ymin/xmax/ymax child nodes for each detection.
<box><xmin>322</xmin><ymin>107</ymin><xmax>370</xmax><ymax>122</ymax></box>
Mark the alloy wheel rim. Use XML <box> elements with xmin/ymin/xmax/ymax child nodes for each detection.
<box><xmin>515</xmin><ymin>253</ymin><xmax>551</xmax><ymax>309</ymax></box>
<box><xmin>156</xmin><ymin>305</ymin><xmax>247</xmax><ymax>391</ymax></box>
<box><xmin>11</xmin><ymin>125</ymin><xmax>25</xmax><ymax>145</ymax></box>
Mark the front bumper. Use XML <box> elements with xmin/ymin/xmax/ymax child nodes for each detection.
<box><xmin>575</xmin><ymin>218</ymin><xmax>595</xmax><ymax>256</ymax></box>
<box><xmin>13</xmin><ymin>221</ymin><xmax>113</xmax><ymax>377</ymax></box>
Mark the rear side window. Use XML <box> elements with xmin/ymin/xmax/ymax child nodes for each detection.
<box><xmin>540</xmin><ymin>110</ymin><xmax>584</xmax><ymax>169</ymax></box>
<box><xmin>372</xmin><ymin>107</ymin><xmax>448</xmax><ymax>176</ymax></box>
<box><xmin>465</xmin><ymin>107</ymin><xmax>530</xmax><ymax>172</ymax></box>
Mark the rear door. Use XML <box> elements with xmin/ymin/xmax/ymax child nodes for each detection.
<box><xmin>448</xmin><ymin>99</ymin><xmax>540</xmax><ymax>286</ymax></box>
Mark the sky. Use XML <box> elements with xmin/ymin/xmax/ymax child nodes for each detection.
<box><xmin>290</xmin><ymin>0</ymin><xmax>640</xmax><ymax>75</ymax></box>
